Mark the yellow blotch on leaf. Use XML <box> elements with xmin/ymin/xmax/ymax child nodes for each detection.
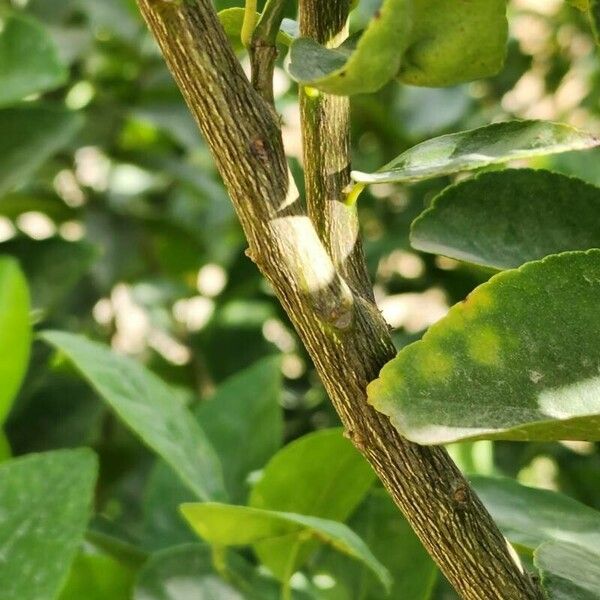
<box><xmin>467</xmin><ymin>327</ymin><xmax>502</xmax><ymax>366</ymax></box>
<box><xmin>418</xmin><ymin>347</ymin><xmax>454</xmax><ymax>381</ymax></box>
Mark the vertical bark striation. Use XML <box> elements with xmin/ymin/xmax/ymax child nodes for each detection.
<box><xmin>135</xmin><ymin>1</ymin><xmax>543</xmax><ymax>598</ymax></box>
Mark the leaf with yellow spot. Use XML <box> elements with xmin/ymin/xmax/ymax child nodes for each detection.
<box><xmin>368</xmin><ymin>249</ymin><xmax>600</xmax><ymax>444</ymax></box>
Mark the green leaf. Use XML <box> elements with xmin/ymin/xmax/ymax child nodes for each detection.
<box><xmin>535</xmin><ymin>542</ymin><xmax>600</xmax><ymax>600</ymax></box>
<box><xmin>180</xmin><ymin>503</ymin><xmax>391</xmax><ymax>592</ymax></box>
<box><xmin>197</xmin><ymin>356</ymin><xmax>283</xmax><ymax>502</ymax></box>
<box><xmin>472</xmin><ymin>476</ymin><xmax>600</xmax><ymax>553</ymax></box>
<box><xmin>0</xmin><ymin>430</ymin><xmax>10</xmax><ymax>462</ymax></box>
<box><xmin>59</xmin><ymin>552</ymin><xmax>135</xmax><ymax>600</ymax></box>
<box><xmin>590</xmin><ymin>0</ymin><xmax>600</xmax><ymax>44</ymax></box>
<box><xmin>133</xmin><ymin>543</ymin><xmax>302</xmax><ymax>600</ymax></box>
<box><xmin>0</xmin><ymin>12</ymin><xmax>67</xmax><ymax>106</ymax></box>
<box><xmin>568</xmin><ymin>0</ymin><xmax>589</xmax><ymax>11</ymax></box>
<box><xmin>410</xmin><ymin>169</ymin><xmax>600</xmax><ymax>270</ymax></box>
<box><xmin>40</xmin><ymin>331</ymin><xmax>227</xmax><ymax>501</ymax></box>
<box><xmin>398</xmin><ymin>0</ymin><xmax>507</xmax><ymax>87</ymax></box>
<box><xmin>0</xmin><ymin>257</ymin><xmax>31</xmax><ymax>425</ymax></box>
<box><xmin>351</xmin><ymin>120</ymin><xmax>600</xmax><ymax>185</ymax></box>
<box><xmin>0</xmin><ymin>449</ymin><xmax>97</xmax><ymax>600</ymax></box>
<box><xmin>287</xmin><ymin>0</ymin><xmax>411</xmax><ymax>95</ymax></box>
<box><xmin>249</xmin><ymin>428</ymin><xmax>376</xmax><ymax>580</ymax></box>
<box><xmin>0</xmin><ymin>105</ymin><xmax>82</xmax><ymax>194</ymax></box>
<box><xmin>218</xmin><ymin>8</ymin><xmax>294</xmax><ymax>52</ymax></box>
<box><xmin>368</xmin><ymin>249</ymin><xmax>600</xmax><ymax>444</ymax></box>
<box><xmin>317</xmin><ymin>490</ymin><xmax>437</xmax><ymax>600</ymax></box>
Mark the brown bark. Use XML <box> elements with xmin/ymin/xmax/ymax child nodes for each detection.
<box><xmin>135</xmin><ymin>1</ymin><xmax>543</xmax><ymax>598</ymax></box>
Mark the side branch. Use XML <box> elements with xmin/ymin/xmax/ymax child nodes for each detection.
<box><xmin>135</xmin><ymin>1</ymin><xmax>543</xmax><ymax>598</ymax></box>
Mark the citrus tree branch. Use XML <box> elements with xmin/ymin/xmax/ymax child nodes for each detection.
<box><xmin>135</xmin><ymin>1</ymin><xmax>542</xmax><ymax>597</ymax></box>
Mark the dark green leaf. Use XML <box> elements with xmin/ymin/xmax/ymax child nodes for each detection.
<box><xmin>0</xmin><ymin>105</ymin><xmax>82</xmax><ymax>194</ymax></box>
<box><xmin>249</xmin><ymin>428</ymin><xmax>376</xmax><ymax>580</ymax></box>
<box><xmin>472</xmin><ymin>476</ymin><xmax>600</xmax><ymax>553</ymax></box>
<box><xmin>398</xmin><ymin>0</ymin><xmax>507</xmax><ymax>87</ymax></box>
<box><xmin>180</xmin><ymin>503</ymin><xmax>391</xmax><ymax>591</ymax></box>
<box><xmin>288</xmin><ymin>0</ymin><xmax>410</xmax><ymax>95</ymax></box>
<box><xmin>0</xmin><ymin>449</ymin><xmax>97</xmax><ymax>600</ymax></box>
<box><xmin>41</xmin><ymin>331</ymin><xmax>226</xmax><ymax>501</ymax></box>
<box><xmin>368</xmin><ymin>250</ymin><xmax>600</xmax><ymax>444</ymax></box>
<box><xmin>0</xmin><ymin>257</ymin><xmax>31</xmax><ymax>425</ymax></box>
<box><xmin>352</xmin><ymin>121</ymin><xmax>600</xmax><ymax>185</ymax></box>
<box><xmin>410</xmin><ymin>170</ymin><xmax>600</xmax><ymax>269</ymax></box>
<box><xmin>197</xmin><ymin>356</ymin><xmax>283</xmax><ymax>502</ymax></box>
<box><xmin>535</xmin><ymin>542</ymin><xmax>600</xmax><ymax>600</ymax></box>
<box><xmin>133</xmin><ymin>543</ymin><xmax>302</xmax><ymax>600</ymax></box>
<box><xmin>0</xmin><ymin>12</ymin><xmax>67</xmax><ymax>106</ymax></box>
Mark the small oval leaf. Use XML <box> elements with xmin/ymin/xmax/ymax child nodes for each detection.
<box><xmin>351</xmin><ymin>121</ymin><xmax>600</xmax><ymax>185</ymax></box>
<box><xmin>410</xmin><ymin>169</ymin><xmax>600</xmax><ymax>269</ymax></box>
<box><xmin>368</xmin><ymin>249</ymin><xmax>600</xmax><ymax>444</ymax></box>
<box><xmin>288</xmin><ymin>0</ymin><xmax>411</xmax><ymax>96</ymax></box>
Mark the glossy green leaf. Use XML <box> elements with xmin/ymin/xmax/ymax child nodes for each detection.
<box><xmin>197</xmin><ymin>355</ymin><xmax>283</xmax><ymax>502</ymax></box>
<box><xmin>351</xmin><ymin>120</ymin><xmax>600</xmax><ymax>185</ymax></box>
<box><xmin>59</xmin><ymin>552</ymin><xmax>135</xmax><ymax>600</ymax></box>
<box><xmin>535</xmin><ymin>542</ymin><xmax>600</xmax><ymax>600</ymax></box>
<box><xmin>0</xmin><ymin>105</ymin><xmax>82</xmax><ymax>194</ymax></box>
<box><xmin>0</xmin><ymin>449</ymin><xmax>97</xmax><ymax>600</ymax></box>
<box><xmin>398</xmin><ymin>0</ymin><xmax>507</xmax><ymax>87</ymax></box>
<box><xmin>218</xmin><ymin>8</ymin><xmax>294</xmax><ymax>52</ymax></box>
<box><xmin>368</xmin><ymin>250</ymin><xmax>600</xmax><ymax>444</ymax></box>
<box><xmin>41</xmin><ymin>331</ymin><xmax>226</xmax><ymax>501</ymax></box>
<box><xmin>410</xmin><ymin>170</ymin><xmax>600</xmax><ymax>269</ymax></box>
<box><xmin>288</xmin><ymin>0</ymin><xmax>411</xmax><ymax>95</ymax></box>
<box><xmin>472</xmin><ymin>476</ymin><xmax>600</xmax><ymax>553</ymax></box>
<box><xmin>181</xmin><ymin>503</ymin><xmax>391</xmax><ymax>591</ymax></box>
<box><xmin>590</xmin><ymin>0</ymin><xmax>600</xmax><ymax>44</ymax></box>
<box><xmin>0</xmin><ymin>12</ymin><xmax>67</xmax><ymax>106</ymax></box>
<box><xmin>249</xmin><ymin>428</ymin><xmax>376</xmax><ymax>580</ymax></box>
<box><xmin>133</xmin><ymin>543</ymin><xmax>301</xmax><ymax>600</ymax></box>
<box><xmin>317</xmin><ymin>490</ymin><xmax>437</xmax><ymax>600</ymax></box>
<box><xmin>0</xmin><ymin>257</ymin><xmax>31</xmax><ymax>425</ymax></box>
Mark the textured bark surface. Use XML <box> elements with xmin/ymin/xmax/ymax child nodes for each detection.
<box><xmin>135</xmin><ymin>1</ymin><xmax>543</xmax><ymax>598</ymax></box>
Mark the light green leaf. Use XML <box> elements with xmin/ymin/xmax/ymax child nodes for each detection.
<box><xmin>535</xmin><ymin>542</ymin><xmax>600</xmax><ymax>600</ymax></box>
<box><xmin>0</xmin><ymin>449</ymin><xmax>97</xmax><ymax>600</ymax></box>
<box><xmin>59</xmin><ymin>552</ymin><xmax>135</xmax><ymax>600</ymax></box>
<box><xmin>590</xmin><ymin>0</ymin><xmax>600</xmax><ymax>44</ymax></box>
<box><xmin>0</xmin><ymin>257</ymin><xmax>31</xmax><ymax>425</ymax></box>
<box><xmin>351</xmin><ymin>120</ymin><xmax>600</xmax><ymax>185</ymax></box>
<box><xmin>472</xmin><ymin>476</ymin><xmax>600</xmax><ymax>553</ymax></box>
<box><xmin>0</xmin><ymin>105</ymin><xmax>82</xmax><ymax>194</ymax></box>
<box><xmin>288</xmin><ymin>0</ymin><xmax>411</xmax><ymax>95</ymax></box>
<box><xmin>568</xmin><ymin>0</ymin><xmax>589</xmax><ymax>11</ymax></box>
<box><xmin>41</xmin><ymin>331</ymin><xmax>226</xmax><ymax>501</ymax></box>
<box><xmin>249</xmin><ymin>428</ymin><xmax>376</xmax><ymax>580</ymax></box>
<box><xmin>368</xmin><ymin>250</ymin><xmax>600</xmax><ymax>444</ymax></box>
<box><xmin>218</xmin><ymin>8</ymin><xmax>293</xmax><ymax>52</ymax></box>
<box><xmin>133</xmin><ymin>543</ymin><xmax>301</xmax><ymax>600</ymax></box>
<box><xmin>0</xmin><ymin>12</ymin><xmax>67</xmax><ymax>106</ymax></box>
<box><xmin>180</xmin><ymin>503</ymin><xmax>391</xmax><ymax>592</ymax></box>
<box><xmin>410</xmin><ymin>169</ymin><xmax>600</xmax><ymax>270</ymax></box>
<box><xmin>398</xmin><ymin>0</ymin><xmax>507</xmax><ymax>87</ymax></box>
<box><xmin>317</xmin><ymin>490</ymin><xmax>437</xmax><ymax>600</ymax></box>
<box><xmin>197</xmin><ymin>356</ymin><xmax>283</xmax><ymax>502</ymax></box>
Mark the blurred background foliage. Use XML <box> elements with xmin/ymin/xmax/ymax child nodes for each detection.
<box><xmin>2</xmin><ymin>0</ymin><xmax>600</xmax><ymax>598</ymax></box>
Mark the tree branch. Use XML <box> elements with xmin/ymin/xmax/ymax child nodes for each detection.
<box><xmin>135</xmin><ymin>1</ymin><xmax>543</xmax><ymax>598</ymax></box>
